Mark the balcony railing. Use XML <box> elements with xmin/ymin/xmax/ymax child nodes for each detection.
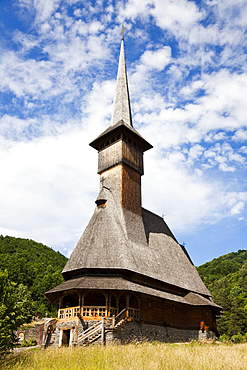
<box><xmin>58</xmin><ymin>306</ymin><xmax>80</xmax><ymax>319</ymax></box>
<box><xmin>58</xmin><ymin>306</ymin><xmax>140</xmax><ymax>320</ymax></box>
<box><xmin>82</xmin><ymin>306</ymin><xmax>107</xmax><ymax>317</ymax></box>
<box><xmin>109</xmin><ymin>307</ymin><xmax>118</xmax><ymax>316</ymax></box>
<box><xmin>128</xmin><ymin>308</ymin><xmax>140</xmax><ymax>320</ymax></box>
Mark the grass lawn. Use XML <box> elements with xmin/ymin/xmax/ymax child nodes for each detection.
<box><xmin>4</xmin><ymin>342</ymin><xmax>247</xmax><ymax>370</ymax></box>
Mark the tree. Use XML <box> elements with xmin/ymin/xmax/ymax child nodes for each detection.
<box><xmin>0</xmin><ymin>235</ymin><xmax>67</xmax><ymax>315</ymax></box>
<box><xmin>0</xmin><ymin>270</ymin><xmax>36</xmax><ymax>358</ymax></box>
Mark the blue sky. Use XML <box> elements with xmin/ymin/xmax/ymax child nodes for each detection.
<box><xmin>0</xmin><ymin>0</ymin><xmax>246</xmax><ymax>266</ymax></box>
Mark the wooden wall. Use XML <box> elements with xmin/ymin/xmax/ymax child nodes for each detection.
<box><xmin>139</xmin><ymin>295</ymin><xmax>217</xmax><ymax>332</ymax></box>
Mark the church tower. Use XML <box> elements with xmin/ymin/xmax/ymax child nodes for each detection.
<box><xmin>90</xmin><ymin>39</ymin><xmax>152</xmax><ymax>216</ymax></box>
<box><xmin>44</xmin><ymin>38</ymin><xmax>221</xmax><ymax>348</ymax></box>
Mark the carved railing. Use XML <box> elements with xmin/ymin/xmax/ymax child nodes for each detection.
<box><xmin>58</xmin><ymin>306</ymin><xmax>80</xmax><ymax>319</ymax></box>
<box><xmin>82</xmin><ymin>306</ymin><xmax>107</xmax><ymax>317</ymax></box>
<box><xmin>128</xmin><ymin>308</ymin><xmax>140</xmax><ymax>320</ymax></box>
<box><xmin>82</xmin><ymin>306</ymin><xmax>118</xmax><ymax>318</ymax></box>
<box><xmin>109</xmin><ymin>307</ymin><xmax>118</xmax><ymax>316</ymax></box>
<box><xmin>58</xmin><ymin>305</ymin><xmax>139</xmax><ymax>321</ymax></box>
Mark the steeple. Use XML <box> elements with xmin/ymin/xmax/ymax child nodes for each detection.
<box><xmin>111</xmin><ymin>39</ymin><xmax>132</xmax><ymax>127</ymax></box>
<box><xmin>89</xmin><ymin>39</ymin><xmax>152</xmax><ymax>215</ymax></box>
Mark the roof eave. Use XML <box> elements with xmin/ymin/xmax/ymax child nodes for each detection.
<box><xmin>89</xmin><ymin>120</ymin><xmax>153</xmax><ymax>152</ymax></box>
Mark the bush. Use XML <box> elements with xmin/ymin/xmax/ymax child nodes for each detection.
<box><xmin>231</xmin><ymin>333</ymin><xmax>246</xmax><ymax>344</ymax></box>
<box><xmin>219</xmin><ymin>334</ymin><xmax>230</xmax><ymax>343</ymax></box>
<box><xmin>21</xmin><ymin>339</ymin><xmax>37</xmax><ymax>347</ymax></box>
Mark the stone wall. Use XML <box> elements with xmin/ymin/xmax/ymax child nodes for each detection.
<box><xmin>106</xmin><ymin>322</ymin><xmax>215</xmax><ymax>344</ymax></box>
<box><xmin>42</xmin><ymin>319</ymin><xmax>216</xmax><ymax>348</ymax></box>
<box><xmin>45</xmin><ymin>318</ymin><xmax>100</xmax><ymax>348</ymax></box>
<box><xmin>17</xmin><ymin>323</ymin><xmax>44</xmax><ymax>344</ymax></box>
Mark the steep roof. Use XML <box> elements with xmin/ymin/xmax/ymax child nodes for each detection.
<box><xmin>111</xmin><ymin>39</ymin><xmax>132</xmax><ymax>127</ymax></box>
<box><xmin>89</xmin><ymin>119</ymin><xmax>152</xmax><ymax>152</ymax></box>
<box><xmin>62</xmin><ymin>187</ymin><xmax>210</xmax><ymax>296</ymax></box>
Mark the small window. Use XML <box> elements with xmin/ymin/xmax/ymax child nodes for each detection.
<box><xmin>96</xmin><ymin>199</ymin><xmax>107</xmax><ymax>208</ymax></box>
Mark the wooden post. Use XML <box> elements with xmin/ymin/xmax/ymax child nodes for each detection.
<box><xmin>105</xmin><ymin>293</ymin><xmax>109</xmax><ymax>317</ymax></box>
<box><xmin>81</xmin><ymin>293</ymin><xmax>84</xmax><ymax>317</ymax></box>
<box><xmin>126</xmin><ymin>294</ymin><xmax>130</xmax><ymax>319</ymax></box>
<box><xmin>101</xmin><ymin>316</ymin><xmax>105</xmax><ymax>345</ymax></box>
<box><xmin>78</xmin><ymin>293</ymin><xmax>81</xmax><ymax>310</ymax></box>
<box><xmin>59</xmin><ymin>296</ymin><xmax>62</xmax><ymax>310</ymax></box>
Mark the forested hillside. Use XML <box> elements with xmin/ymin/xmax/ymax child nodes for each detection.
<box><xmin>197</xmin><ymin>250</ymin><xmax>247</xmax><ymax>336</ymax></box>
<box><xmin>0</xmin><ymin>235</ymin><xmax>68</xmax><ymax>316</ymax></box>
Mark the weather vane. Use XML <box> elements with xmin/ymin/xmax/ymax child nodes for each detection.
<box><xmin>120</xmin><ymin>24</ymin><xmax>126</xmax><ymax>40</ymax></box>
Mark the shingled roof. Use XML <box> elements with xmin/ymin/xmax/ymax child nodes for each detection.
<box><xmin>62</xmin><ymin>186</ymin><xmax>210</xmax><ymax>296</ymax></box>
<box><xmin>111</xmin><ymin>39</ymin><xmax>132</xmax><ymax>127</ymax></box>
<box><xmin>45</xmin><ymin>276</ymin><xmax>219</xmax><ymax>307</ymax></box>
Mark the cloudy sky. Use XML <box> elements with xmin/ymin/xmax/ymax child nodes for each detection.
<box><xmin>0</xmin><ymin>0</ymin><xmax>246</xmax><ymax>266</ymax></box>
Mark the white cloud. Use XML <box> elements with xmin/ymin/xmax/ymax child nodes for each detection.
<box><xmin>0</xmin><ymin>127</ymin><xmax>98</xmax><ymax>254</ymax></box>
<box><xmin>142</xmin><ymin>148</ymin><xmax>247</xmax><ymax>233</ymax></box>
<box><xmin>0</xmin><ymin>52</ymin><xmax>52</xmax><ymax>97</ymax></box>
<box><xmin>140</xmin><ymin>47</ymin><xmax>172</xmax><ymax>71</ymax></box>
<box><xmin>122</xmin><ymin>0</ymin><xmax>202</xmax><ymax>35</ymax></box>
<box><xmin>18</xmin><ymin>0</ymin><xmax>61</xmax><ymax>23</ymax></box>
<box><xmin>150</xmin><ymin>0</ymin><xmax>202</xmax><ymax>34</ymax></box>
<box><xmin>0</xmin><ymin>76</ymin><xmax>117</xmax><ymax>254</ymax></box>
<box><xmin>232</xmin><ymin>130</ymin><xmax>247</xmax><ymax>142</ymax></box>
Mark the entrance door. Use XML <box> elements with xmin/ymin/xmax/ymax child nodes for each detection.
<box><xmin>62</xmin><ymin>329</ymin><xmax>70</xmax><ymax>346</ymax></box>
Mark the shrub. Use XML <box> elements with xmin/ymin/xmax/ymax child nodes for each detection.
<box><xmin>21</xmin><ymin>339</ymin><xmax>37</xmax><ymax>347</ymax></box>
<box><xmin>219</xmin><ymin>334</ymin><xmax>230</xmax><ymax>343</ymax></box>
<box><xmin>231</xmin><ymin>333</ymin><xmax>246</xmax><ymax>344</ymax></box>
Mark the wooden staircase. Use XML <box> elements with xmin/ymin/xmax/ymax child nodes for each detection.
<box><xmin>77</xmin><ymin>308</ymin><xmax>129</xmax><ymax>346</ymax></box>
<box><xmin>77</xmin><ymin>322</ymin><xmax>103</xmax><ymax>346</ymax></box>
<box><xmin>113</xmin><ymin>308</ymin><xmax>128</xmax><ymax>330</ymax></box>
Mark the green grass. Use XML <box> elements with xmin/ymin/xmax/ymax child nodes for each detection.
<box><xmin>4</xmin><ymin>342</ymin><xmax>247</xmax><ymax>370</ymax></box>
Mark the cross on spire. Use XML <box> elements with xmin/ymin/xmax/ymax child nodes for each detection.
<box><xmin>120</xmin><ymin>24</ymin><xmax>126</xmax><ymax>40</ymax></box>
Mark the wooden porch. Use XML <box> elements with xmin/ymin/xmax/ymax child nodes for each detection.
<box><xmin>57</xmin><ymin>291</ymin><xmax>140</xmax><ymax>321</ymax></box>
<box><xmin>58</xmin><ymin>305</ymin><xmax>140</xmax><ymax>321</ymax></box>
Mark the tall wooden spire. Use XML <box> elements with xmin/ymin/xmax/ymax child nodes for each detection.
<box><xmin>111</xmin><ymin>40</ymin><xmax>132</xmax><ymax>127</ymax></box>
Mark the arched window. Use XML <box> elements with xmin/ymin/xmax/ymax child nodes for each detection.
<box><xmin>119</xmin><ymin>295</ymin><xmax>126</xmax><ymax>312</ymax></box>
<box><xmin>62</xmin><ymin>293</ymin><xmax>79</xmax><ymax>308</ymax></box>
<box><xmin>84</xmin><ymin>292</ymin><xmax>105</xmax><ymax>306</ymax></box>
<box><xmin>110</xmin><ymin>295</ymin><xmax>117</xmax><ymax>308</ymax></box>
<box><xmin>129</xmin><ymin>295</ymin><xmax>138</xmax><ymax>308</ymax></box>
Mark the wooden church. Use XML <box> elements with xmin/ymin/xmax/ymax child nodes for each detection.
<box><xmin>43</xmin><ymin>37</ymin><xmax>221</xmax><ymax>347</ymax></box>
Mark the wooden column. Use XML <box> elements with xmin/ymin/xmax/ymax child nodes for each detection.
<box><xmin>78</xmin><ymin>292</ymin><xmax>81</xmax><ymax>308</ymax></box>
<box><xmin>81</xmin><ymin>293</ymin><xmax>84</xmax><ymax>317</ymax></box>
<box><xmin>105</xmin><ymin>293</ymin><xmax>109</xmax><ymax>317</ymax></box>
<box><xmin>59</xmin><ymin>296</ymin><xmax>62</xmax><ymax>310</ymax></box>
<box><xmin>126</xmin><ymin>294</ymin><xmax>130</xmax><ymax>318</ymax></box>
